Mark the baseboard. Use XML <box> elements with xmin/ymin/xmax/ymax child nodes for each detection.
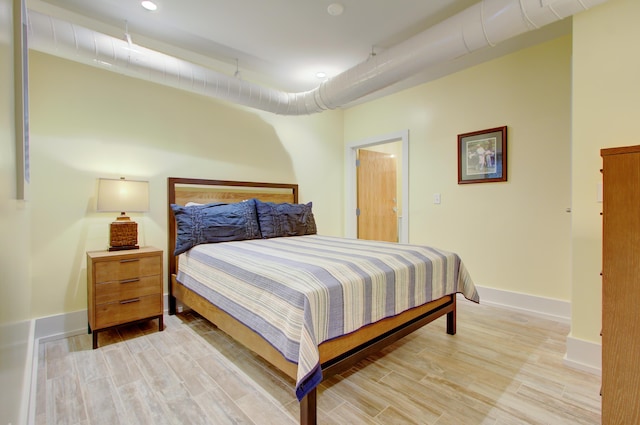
<box><xmin>28</xmin><ymin>309</ymin><xmax>88</xmax><ymax>425</ymax></box>
<box><xmin>0</xmin><ymin>318</ymin><xmax>35</xmax><ymax>425</ymax></box>
<box><xmin>36</xmin><ymin>291</ymin><xmax>574</xmax><ymax>340</ymax></box>
<box><xmin>564</xmin><ymin>335</ymin><xmax>602</xmax><ymax>376</ymax></box>
<box><xmin>30</xmin><ymin>293</ymin><xmax>601</xmax><ymax>387</ymax></box>
<box><xmin>34</xmin><ymin>309</ymin><xmax>87</xmax><ymax>343</ymax></box>
<box><xmin>474</xmin><ymin>285</ymin><xmax>571</xmax><ymax>323</ymax></box>
<box><xmin>33</xmin><ymin>294</ymin><xmax>172</xmax><ymax>343</ymax></box>
<box><xmin>474</xmin><ymin>285</ymin><xmax>601</xmax><ymax>375</ymax></box>
<box><xmin>28</xmin><ymin>330</ymin><xmax>39</xmax><ymax>425</ymax></box>
<box><xmin>23</xmin><ymin>319</ymin><xmax>36</xmax><ymax>425</ymax></box>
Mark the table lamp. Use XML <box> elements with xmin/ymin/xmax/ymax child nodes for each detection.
<box><xmin>97</xmin><ymin>177</ymin><xmax>149</xmax><ymax>251</ymax></box>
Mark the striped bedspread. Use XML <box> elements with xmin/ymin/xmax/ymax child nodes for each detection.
<box><xmin>176</xmin><ymin>234</ymin><xmax>479</xmax><ymax>400</ymax></box>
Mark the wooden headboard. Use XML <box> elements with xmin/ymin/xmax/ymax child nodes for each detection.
<box><xmin>167</xmin><ymin>177</ymin><xmax>298</xmax><ymax>287</ymax></box>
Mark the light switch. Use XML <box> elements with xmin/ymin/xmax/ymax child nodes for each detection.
<box><xmin>433</xmin><ymin>193</ymin><xmax>441</xmax><ymax>204</ymax></box>
<box><xmin>597</xmin><ymin>183</ymin><xmax>603</xmax><ymax>203</ymax></box>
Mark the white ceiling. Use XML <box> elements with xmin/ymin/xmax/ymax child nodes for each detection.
<box><xmin>28</xmin><ymin>0</ymin><xmax>571</xmax><ymax>107</ymax></box>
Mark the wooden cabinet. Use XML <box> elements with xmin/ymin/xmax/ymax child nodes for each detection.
<box><xmin>601</xmin><ymin>145</ymin><xmax>640</xmax><ymax>424</ymax></box>
<box><xmin>87</xmin><ymin>247</ymin><xmax>163</xmax><ymax>349</ymax></box>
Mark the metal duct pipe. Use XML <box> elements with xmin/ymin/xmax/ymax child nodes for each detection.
<box><xmin>27</xmin><ymin>0</ymin><xmax>608</xmax><ymax>115</ymax></box>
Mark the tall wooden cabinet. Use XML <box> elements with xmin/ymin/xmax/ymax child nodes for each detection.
<box><xmin>601</xmin><ymin>145</ymin><xmax>640</xmax><ymax>424</ymax></box>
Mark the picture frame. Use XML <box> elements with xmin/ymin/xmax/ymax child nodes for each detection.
<box><xmin>458</xmin><ymin>126</ymin><xmax>507</xmax><ymax>184</ymax></box>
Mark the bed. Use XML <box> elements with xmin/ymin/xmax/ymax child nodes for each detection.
<box><xmin>167</xmin><ymin>177</ymin><xmax>479</xmax><ymax>425</ymax></box>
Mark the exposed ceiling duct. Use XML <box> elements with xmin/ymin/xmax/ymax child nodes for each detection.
<box><xmin>27</xmin><ymin>0</ymin><xmax>609</xmax><ymax>115</ymax></box>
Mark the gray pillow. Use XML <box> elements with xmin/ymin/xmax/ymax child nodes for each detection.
<box><xmin>255</xmin><ymin>200</ymin><xmax>317</xmax><ymax>238</ymax></box>
<box><xmin>170</xmin><ymin>199</ymin><xmax>261</xmax><ymax>255</ymax></box>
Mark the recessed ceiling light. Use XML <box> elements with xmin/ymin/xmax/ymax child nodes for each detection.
<box><xmin>327</xmin><ymin>3</ymin><xmax>344</xmax><ymax>16</ymax></box>
<box><xmin>141</xmin><ymin>1</ymin><xmax>158</xmax><ymax>11</ymax></box>
<box><xmin>316</xmin><ymin>72</ymin><xmax>327</xmax><ymax>79</ymax></box>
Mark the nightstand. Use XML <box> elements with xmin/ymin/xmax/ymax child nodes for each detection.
<box><xmin>86</xmin><ymin>246</ymin><xmax>163</xmax><ymax>349</ymax></box>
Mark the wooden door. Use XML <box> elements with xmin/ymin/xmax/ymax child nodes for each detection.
<box><xmin>357</xmin><ymin>149</ymin><xmax>398</xmax><ymax>242</ymax></box>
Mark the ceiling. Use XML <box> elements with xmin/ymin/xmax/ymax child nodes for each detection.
<box><xmin>28</xmin><ymin>0</ymin><xmax>571</xmax><ymax>107</ymax></box>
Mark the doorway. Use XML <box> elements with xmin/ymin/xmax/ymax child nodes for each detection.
<box><xmin>345</xmin><ymin>130</ymin><xmax>409</xmax><ymax>243</ymax></box>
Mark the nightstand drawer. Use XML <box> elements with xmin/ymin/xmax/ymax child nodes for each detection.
<box><xmin>95</xmin><ymin>256</ymin><xmax>161</xmax><ymax>283</ymax></box>
<box><xmin>95</xmin><ymin>275</ymin><xmax>161</xmax><ymax>304</ymax></box>
<box><xmin>95</xmin><ymin>294</ymin><xmax>162</xmax><ymax>328</ymax></box>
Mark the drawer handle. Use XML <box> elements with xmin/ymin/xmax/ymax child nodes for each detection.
<box><xmin>120</xmin><ymin>298</ymin><xmax>140</xmax><ymax>304</ymax></box>
<box><xmin>120</xmin><ymin>258</ymin><xmax>140</xmax><ymax>263</ymax></box>
<box><xmin>120</xmin><ymin>278</ymin><xmax>140</xmax><ymax>284</ymax></box>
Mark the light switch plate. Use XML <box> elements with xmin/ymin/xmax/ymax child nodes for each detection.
<box><xmin>597</xmin><ymin>182</ymin><xmax>603</xmax><ymax>203</ymax></box>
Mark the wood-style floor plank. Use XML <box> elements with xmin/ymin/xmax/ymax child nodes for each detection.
<box><xmin>34</xmin><ymin>300</ymin><xmax>601</xmax><ymax>425</ymax></box>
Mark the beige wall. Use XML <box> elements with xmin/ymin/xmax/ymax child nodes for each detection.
<box><xmin>28</xmin><ymin>52</ymin><xmax>345</xmax><ymax>318</ymax></box>
<box><xmin>0</xmin><ymin>0</ymin><xmax>32</xmax><ymax>422</ymax></box>
<box><xmin>345</xmin><ymin>36</ymin><xmax>573</xmax><ymax>301</ymax></box>
<box><xmin>571</xmin><ymin>0</ymin><xmax>640</xmax><ymax>343</ymax></box>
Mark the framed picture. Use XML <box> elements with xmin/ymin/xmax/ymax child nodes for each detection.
<box><xmin>458</xmin><ymin>126</ymin><xmax>507</xmax><ymax>184</ymax></box>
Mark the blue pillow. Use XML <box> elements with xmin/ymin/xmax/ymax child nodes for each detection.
<box><xmin>170</xmin><ymin>199</ymin><xmax>261</xmax><ymax>255</ymax></box>
<box><xmin>255</xmin><ymin>200</ymin><xmax>317</xmax><ymax>238</ymax></box>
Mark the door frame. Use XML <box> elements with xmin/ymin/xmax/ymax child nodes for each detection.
<box><xmin>345</xmin><ymin>129</ymin><xmax>409</xmax><ymax>243</ymax></box>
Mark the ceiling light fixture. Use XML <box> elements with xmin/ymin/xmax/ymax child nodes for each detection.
<box><xmin>141</xmin><ymin>1</ymin><xmax>158</xmax><ymax>11</ymax></box>
<box><xmin>316</xmin><ymin>71</ymin><xmax>327</xmax><ymax>79</ymax></box>
<box><xmin>327</xmin><ymin>3</ymin><xmax>344</xmax><ymax>16</ymax></box>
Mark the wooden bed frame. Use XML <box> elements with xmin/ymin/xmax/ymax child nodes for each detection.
<box><xmin>167</xmin><ymin>177</ymin><xmax>457</xmax><ymax>425</ymax></box>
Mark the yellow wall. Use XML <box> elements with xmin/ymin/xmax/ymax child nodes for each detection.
<box><xmin>0</xmin><ymin>0</ymin><xmax>32</xmax><ymax>422</ymax></box>
<box><xmin>28</xmin><ymin>52</ymin><xmax>345</xmax><ymax>317</ymax></box>
<box><xmin>571</xmin><ymin>0</ymin><xmax>640</xmax><ymax>343</ymax></box>
<box><xmin>345</xmin><ymin>36</ymin><xmax>573</xmax><ymax>301</ymax></box>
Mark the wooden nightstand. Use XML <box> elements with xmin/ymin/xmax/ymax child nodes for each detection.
<box><xmin>87</xmin><ymin>246</ymin><xmax>163</xmax><ymax>349</ymax></box>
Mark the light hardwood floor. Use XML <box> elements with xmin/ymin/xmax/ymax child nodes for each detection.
<box><xmin>34</xmin><ymin>300</ymin><xmax>601</xmax><ymax>425</ymax></box>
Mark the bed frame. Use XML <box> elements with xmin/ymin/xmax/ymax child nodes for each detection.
<box><xmin>167</xmin><ymin>177</ymin><xmax>456</xmax><ymax>425</ymax></box>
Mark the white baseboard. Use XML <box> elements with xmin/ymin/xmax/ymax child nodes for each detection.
<box><xmin>474</xmin><ymin>285</ymin><xmax>601</xmax><ymax>375</ymax></box>
<box><xmin>28</xmin><ymin>311</ymin><xmax>88</xmax><ymax>425</ymax></box>
<box><xmin>23</xmin><ymin>320</ymin><xmax>36</xmax><ymax>425</ymax></box>
<box><xmin>35</xmin><ymin>291</ymin><xmax>573</xmax><ymax>340</ymax></box>
<box><xmin>564</xmin><ymin>335</ymin><xmax>602</xmax><ymax>376</ymax></box>
<box><xmin>0</xmin><ymin>319</ymin><xmax>36</xmax><ymax>425</ymax></box>
<box><xmin>34</xmin><ymin>309</ymin><xmax>87</xmax><ymax>343</ymax></box>
<box><xmin>28</xmin><ymin>328</ymin><xmax>39</xmax><ymax>425</ymax></box>
<box><xmin>33</xmin><ymin>294</ymin><xmax>171</xmax><ymax>343</ymax></box>
<box><xmin>474</xmin><ymin>285</ymin><xmax>571</xmax><ymax>323</ymax></box>
<box><xmin>30</xmin><ymin>292</ymin><xmax>601</xmax><ymax>388</ymax></box>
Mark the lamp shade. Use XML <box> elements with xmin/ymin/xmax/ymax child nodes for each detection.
<box><xmin>97</xmin><ymin>178</ymin><xmax>149</xmax><ymax>213</ymax></box>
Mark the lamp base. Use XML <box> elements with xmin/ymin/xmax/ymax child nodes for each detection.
<box><xmin>108</xmin><ymin>245</ymin><xmax>140</xmax><ymax>252</ymax></box>
<box><xmin>109</xmin><ymin>215</ymin><xmax>139</xmax><ymax>251</ymax></box>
